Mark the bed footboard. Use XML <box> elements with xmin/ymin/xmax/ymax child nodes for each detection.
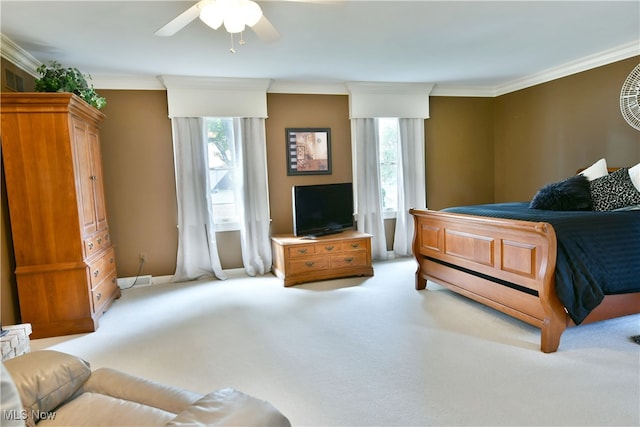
<box><xmin>409</xmin><ymin>208</ymin><xmax>567</xmax><ymax>353</ymax></box>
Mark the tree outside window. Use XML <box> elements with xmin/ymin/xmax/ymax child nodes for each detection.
<box><xmin>378</xmin><ymin>118</ymin><xmax>399</xmax><ymax>217</ymax></box>
<box><xmin>206</xmin><ymin>118</ymin><xmax>240</xmax><ymax>230</ymax></box>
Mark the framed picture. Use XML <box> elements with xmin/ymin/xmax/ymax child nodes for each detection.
<box><xmin>286</xmin><ymin>128</ymin><xmax>332</xmax><ymax>175</ymax></box>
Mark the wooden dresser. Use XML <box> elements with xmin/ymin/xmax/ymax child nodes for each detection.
<box><xmin>1</xmin><ymin>93</ymin><xmax>121</xmax><ymax>338</ymax></box>
<box><xmin>271</xmin><ymin>230</ymin><xmax>373</xmax><ymax>286</ymax></box>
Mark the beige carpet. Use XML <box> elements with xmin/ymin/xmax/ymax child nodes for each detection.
<box><xmin>31</xmin><ymin>258</ymin><xmax>640</xmax><ymax>426</ymax></box>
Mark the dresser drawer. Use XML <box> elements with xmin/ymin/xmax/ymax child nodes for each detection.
<box><xmin>289</xmin><ymin>256</ymin><xmax>330</xmax><ymax>274</ymax></box>
<box><xmin>341</xmin><ymin>239</ymin><xmax>367</xmax><ymax>252</ymax></box>
<box><xmin>315</xmin><ymin>242</ymin><xmax>340</xmax><ymax>254</ymax></box>
<box><xmin>84</xmin><ymin>230</ymin><xmax>111</xmax><ymax>257</ymax></box>
<box><xmin>88</xmin><ymin>247</ymin><xmax>116</xmax><ymax>288</ymax></box>
<box><xmin>330</xmin><ymin>251</ymin><xmax>368</xmax><ymax>268</ymax></box>
<box><xmin>92</xmin><ymin>270</ymin><xmax>118</xmax><ymax>314</ymax></box>
<box><xmin>287</xmin><ymin>244</ymin><xmax>317</xmax><ymax>258</ymax></box>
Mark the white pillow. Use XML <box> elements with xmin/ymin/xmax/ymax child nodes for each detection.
<box><xmin>579</xmin><ymin>158</ymin><xmax>608</xmax><ymax>181</ymax></box>
<box><xmin>629</xmin><ymin>163</ymin><xmax>640</xmax><ymax>192</ymax></box>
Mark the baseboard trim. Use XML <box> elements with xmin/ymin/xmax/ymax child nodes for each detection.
<box><xmin>117</xmin><ymin>275</ymin><xmax>173</xmax><ymax>289</ymax></box>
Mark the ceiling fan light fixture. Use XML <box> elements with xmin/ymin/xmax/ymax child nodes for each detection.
<box><xmin>241</xmin><ymin>0</ymin><xmax>263</xmax><ymax>27</ymax></box>
<box><xmin>199</xmin><ymin>2</ymin><xmax>224</xmax><ymax>30</ymax></box>
<box><xmin>199</xmin><ymin>0</ymin><xmax>262</xmax><ymax>34</ymax></box>
<box><xmin>224</xmin><ymin>14</ymin><xmax>246</xmax><ymax>33</ymax></box>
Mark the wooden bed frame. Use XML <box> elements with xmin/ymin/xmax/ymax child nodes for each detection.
<box><xmin>410</xmin><ymin>207</ymin><xmax>640</xmax><ymax>353</ymax></box>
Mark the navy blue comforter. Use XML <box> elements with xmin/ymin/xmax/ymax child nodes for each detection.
<box><xmin>442</xmin><ymin>202</ymin><xmax>640</xmax><ymax>324</ymax></box>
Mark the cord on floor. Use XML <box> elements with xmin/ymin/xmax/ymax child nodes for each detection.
<box><xmin>121</xmin><ymin>257</ymin><xmax>145</xmax><ymax>290</ymax></box>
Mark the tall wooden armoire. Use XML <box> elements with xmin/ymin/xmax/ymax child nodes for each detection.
<box><xmin>1</xmin><ymin>92</ymin><xmax>120</xmax><ymax>338</ymax></box>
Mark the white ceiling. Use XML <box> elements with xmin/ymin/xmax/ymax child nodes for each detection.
<box><xmin>1</xmin><ymin>0</ymin><xmax>639</xmax><ymax>95</ymax></box>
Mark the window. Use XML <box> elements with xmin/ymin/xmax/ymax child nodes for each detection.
<box><xmin>378</xmin><ymin>118</ymin><xmax>399</xmax><ymax>218</ymax></box>
<box><xmin>206</xmin><ymin>118</ymin><xmax>240</xmax><ymax>231</ymax></box>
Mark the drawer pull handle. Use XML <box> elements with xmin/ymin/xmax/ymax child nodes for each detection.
<box><xmin>88</xmin><ymin>242</ymin><xmax>94</xmax><ymax>250</ymax></box>
<box><xmin>298</xmin><ymin>249</ymin><xmax>308</xmax><ymax>254</ymax></box>
<box><xmin>325</xmin><ymin>245</ymin><xmax>334</xmax><ymax>251</ymax></box>
<box><xmin>105</xmin><ymin>234</ymin><xmax>110</xmax><ymax>240</ymax></box>
<box><xmin>351</xmin><ymin>243</ymin><xmax>360</xmax><ymax>248</ymax></box>
<box><xmin>305</xmin><ymin>261</ymin><xmax>315</xmax><ymax>267</ymax></box>
<box><xmin>93</xmin><ymin>269</ymin><xmax>100</xmax><ymax>277</ymax></box>
<box><xmin>345</xmin><ymin>257</ymin><xmax>354</xmax><ymax>263</ymax></box>
<box><xmin>97</xmin><ymin>238</ymin><xmax>102</xmax><ymax>244</ymax></box>
<box><xmin>111</xmin><ymin>278</ymin><xmax>116</xmax><ymax>284</ymax></box>
<box><xmin>96</xmin><ymin>292</ymin><xmax>102</xmax><ymax>301</ymax></box>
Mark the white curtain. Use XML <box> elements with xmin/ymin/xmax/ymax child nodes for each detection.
<box><xmin>232</xmin><ymin>118</ymin><xmax>272</xmax><ymax>276</ymax></box>
<box><xmin>171</xmin><ymin>117</ymin><xmax>226</xmax><ymax>281</ymax></box>
<box><xmin>351</xmin><ymin>118</ymin><xmax>388</xmax><ymax>260</ymax></box>
<box><xmin>394</xmin><ymin>118</ymin><xmax>427</xmax><ymax>256</ymax></box>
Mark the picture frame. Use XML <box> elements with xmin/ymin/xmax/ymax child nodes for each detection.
<box><xmin>286</xmin><ymin>128</ymin><xmax>332</xmax><ymax>175</ymax></box>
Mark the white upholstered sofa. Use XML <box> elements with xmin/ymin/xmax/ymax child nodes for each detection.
<box><xmin>1</xmin><ymin>350</ymin><xmax>290</xmax><ymax>426</ymax></box>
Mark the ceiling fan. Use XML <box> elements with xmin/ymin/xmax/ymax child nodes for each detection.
<box><xmin>155</xmin><ymin>0</ymin><xmax>338</xmax><ymax>51</ymax></box>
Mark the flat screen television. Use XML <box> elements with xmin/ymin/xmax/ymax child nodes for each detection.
<box><xmin>292</xmin><ymin>183</ymin><xmax>354</xmax><ymax>238</ymax></box>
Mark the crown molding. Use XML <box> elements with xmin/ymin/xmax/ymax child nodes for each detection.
<box><xmin>430</xmin><ymin>85</ymin><xmax>496</xmax><ymax>97</ymax></box>
<box><xmin>159</xmin><ymin>75</ymin><xmax>272</xmax><ymax>91</ymax></box>
<box><xmin>267</xmin><ymin>80</ymin><xmax>348</xmax><ymax>95</ymax></box>
<box><xmin>0</xmin><ymin>34</ymin><xmax>41</xmax><ymax>77</ymax></box>
<box><xmin>91</xmin><ymin>75</ymin><xmax>165</xmax><ymax>90</ymax></box>
<box><xmin>494</xmin><ymin>40</ymin><xmax>640</xmax><ymax>96</ymax></box>
<box><xmin>346</xmin><ymin>81</ymin><xmax>434</xmax><ymax>95</ymax></box>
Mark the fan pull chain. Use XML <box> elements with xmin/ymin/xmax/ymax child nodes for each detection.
<box><xmin>229</xmin><ymin>32</ymin><xmax>247</xmax><ymax>53</ymax></box>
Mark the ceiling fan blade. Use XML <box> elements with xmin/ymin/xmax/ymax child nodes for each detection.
<box><xmin>251</xmin><ymin>15</ymin><xmax>280</xmax><ymax>42</ymax></box>
<box><xmin>154</xmin><ymin>2</ymin><xmax>202</xmax><ymax>37</ymax></box>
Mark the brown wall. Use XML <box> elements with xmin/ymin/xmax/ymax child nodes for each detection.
<box><xmin>494</xmin><ymin>56</ymin><xmax>640</xmax><ymax>202</ymax></box>
<box><xmin>266</xmin><ymin>94</ymin><xmax>353</xmax><ymax>235</ymax></box>
<box><xmin>2</xmin><ymin>56</ymin><xmax>639</xmax><ymax>326</ymax></box>
<box><xmin>425</xmin><ymin>96</ymin><xmax>495</xmax><ymax>210</ymax></box>
<box><xmin>98</xmin><ymin>90</ymin><xmax>179</xmax><ymax>278</ymax></box>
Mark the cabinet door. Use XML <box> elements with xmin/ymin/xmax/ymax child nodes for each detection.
<box><xmin>73</xmin><ymin>117</ymin><xmax>108</xmax><ymax>236</ymax></box>
<box><xmin>73</xmin><ymin>118</ymin><xmax>98</xmax><ymax>236</ymax></box>
<box><xmin>87</xmin><ymin>128</ymin><xmax>108</xmax><ymax>232</ymax></box>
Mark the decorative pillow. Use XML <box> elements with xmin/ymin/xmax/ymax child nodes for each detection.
<box><xmin>3</xmin><ymin>350</ymin><xmax>91</xmax><ymax>416</ymax></box>
<box><xmin>590</xmin><ymin>167</ymin><xmax>640</xmax><ymax>211</ymax></box>
<box><xmin>529</xmin><ymin>174</ymin><xmax>593</xmax><ymax>211</ymax></box>
<box><xmin>629</xmin><ymin>162</ymin><xmax>640</xmax><ymax>192</ymax></box>
<box><xmin>579</xmin><ymin>158</ymin><xmax>608</xmax><ymax>181</ymax></box>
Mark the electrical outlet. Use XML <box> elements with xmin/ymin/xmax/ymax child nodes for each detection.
<box><xmin>139</xmin><ymin>252</ymin><xmax>147</xmax><ymax>263</ymax></box>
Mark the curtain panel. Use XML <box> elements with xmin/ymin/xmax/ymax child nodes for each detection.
<box><xmin>394</xmin><ymin>118</ymin><xmax>427</xmax><ymax>256</ymax></box>
<box><xmin>171</xmin><ymin>117</ymin><xmax>226</xmax><ymax>281</ymax></box>
<box><xmin>233</xmin><ymin>118</ymin><xmax>272</xmax><ymax>276</ymax></box>
<box><xmin>351</xmin><ymin>118</ymin><xmax>388</xmax><ymax>260</ymax></box>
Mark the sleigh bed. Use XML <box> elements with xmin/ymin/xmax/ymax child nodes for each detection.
<box><xmin>410</xmin><ymin>167</ymin><xmax>640</xmax><ymax>353</ymax></box>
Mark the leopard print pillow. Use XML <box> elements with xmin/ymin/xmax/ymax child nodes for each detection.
<box><xmin>590</xmin><ymin>167</ymin><xmax>640</xmax><ymax>211</ymax></box>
